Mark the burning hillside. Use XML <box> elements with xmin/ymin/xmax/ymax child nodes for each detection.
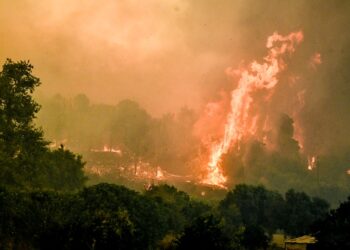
<box><xmin>25</xmin><ymin>1</ymin><xmax>350</xmax><ymax>204</ymax></box>
<box><xmin>197</xmin><ymin>31</ymin><xmax>305</xmax><ymax>187</ymax></box>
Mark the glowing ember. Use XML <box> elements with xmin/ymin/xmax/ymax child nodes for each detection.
<box><xmin>308</xmin><ymin>156</ymin><xmax>317</xmax><ymax>170</ymax></box>
<box><xmin>310</xmin><ymin>52</ymin><xmax>322</xmax><ymax>69</ymax></box>
<box><xmin>156</xmin><ymin>166</ymin><xmax>164</xmax><ymax>179</ymax></box>
<box><xmin>202</xmin><ymin>31</ymin><xmax>304</xmax><ymax>187</ymax></box>
<box><xmin>91</xmin><ymin>145</ymin><xmax>122</xmax><ymax>154</ymax></box>
<box><xmin>347</xmin><ymin>169</ymin><xmax>350</xmax><ymax>175</ymax></box>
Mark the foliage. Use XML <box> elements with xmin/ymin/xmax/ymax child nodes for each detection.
<box><xmin>311</xmin><ymin>196</ymin><xmax>350</xmax><ymax>250</ymax></box>
<box><xmin>220</xmin><ymin>184</ymin><xmax>284</xmax><ymax>234</ymax></box>
<box><xmin>283</xmin><ymin>189</ymin><xmax>329</xmax><ymax>236</ymax></box>
<box><xmin>76</xmin><ymin>183</ymin><xmax>171</xmax><ymax>249</ymax></box>
<box><xmin>111</xmin><ymin>100</ymin><xmax>152</xmax><ymax>164</ymax></box>
<box><xmin>219</xmin><ymin>184</ymin><xmax>330</xmax><ymax>237</ymax></box>
<box><xmin>0</xmin><ymin>184</ymin><xmax>171</xmax><ymax>249</ymax></box>
<box><xmin>36</xmin><ymin>93</ymin><xmax>350</xmax><ymax>207</ymax></box>
<box><xmin>240</xmin><ymin>225</ymin><xmax>270</xmax><ymax>250</ymax></box>
<box><xmin>0</xmin><ymin>182</ymin><xmax>341</xmax><ymax>250</ymax></box>
<box><xmin>219</xmin><ymin>113</ymin><xmax>350</xmax><ymax>208</ymax></box>
<box><xmin>176</xmin><ymin>215</ymin><xmax>233</xmax><ymax>250</ymax></box>
<box><xmin>39</xmin><ymin>147</ymin><xmax>87</xmax><ymax>191</ymax></box>
<box><xmin>0</xmin><ymin>59</ymin><xmax>47</xmax><ymax>187</ymax></box>
<box><xmin>37</xmin><ymin>96</ymin><xmax>200</xmax><ymax>177</ymax></box>
<box><xmin>0</xmin><ymin>59</ymin><xmax>86</xmax><ymax>190</ymax></box>
<box><xmin>144</xmin><ymin>184</ymin><xmax>211</xmax><ymax>233</ymax></box>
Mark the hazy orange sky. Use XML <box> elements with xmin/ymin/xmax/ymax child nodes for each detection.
<box><xmin>1</xmin><ymin>0</ymin><xmax>350</xmax><ymax>119</ymax></box>
<box><xmin>0</xmin><ymin>0</ymin><xmax>250</xmax><ymax>115</ymax></box>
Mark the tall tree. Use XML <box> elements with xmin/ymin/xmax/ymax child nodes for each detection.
<box><xmin>0</xmin><ymin>59</ymin><xmax>47</xmax><ymax>187</ymax></box>
<box><xmin>0</xmin><ymin>59</ymin><xmax>85</xmax><ymax>189</ymax></box>
<box><xmin>111</xmin><ymin>100</ymin><xmax>152</xmax><ymax>173</ymax></box>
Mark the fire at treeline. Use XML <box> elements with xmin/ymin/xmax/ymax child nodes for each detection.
<box><xmin>2</xmin><ymin>51</ymin><xmax>350</xmax><ymax>250</ymax></box>
<box><xmin>33</xmin><ymin>31</ymin><xmax>350</xmax><ymax>208</ymax></box>
<box><xmin>1</xmin><ymin>31</ymin><xmax>350</xmax><ymax>250</ymax></box>
<box><xmin>2</xmin><ymin>0</ymin><xmax>350</xmax><ymax>249</ymax></box>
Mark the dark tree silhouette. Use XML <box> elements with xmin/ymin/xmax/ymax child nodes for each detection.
<box><xmin>176</xmin><ymin>215</ymin><xmax>232</xmax><ymax>250</ymax></box>
<box><xmin>0</xmin><ymin>59</ymin><xmax>85</xmax><ymax>190</ymax></box>
<box><xmin>241</xmin><ymin>225</ymin><xmax>269</xmax><ymax>250</ymax></box>
<box><xmin>312</xmin><ymin>196</ymin><xmax>350</xmax><ymax>250</ymax></box>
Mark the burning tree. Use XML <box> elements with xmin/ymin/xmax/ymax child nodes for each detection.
<box><xmin>201</xmin><ymin>31</ymin><xmax>304</xmax><ymax>187</ymax></box>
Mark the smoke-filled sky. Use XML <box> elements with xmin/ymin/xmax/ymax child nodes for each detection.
<box><xmin>1</xmin><ymin>0</ymin><xmax>350</xmax><ymax>153</ymax></box>
<box><xmin>1</xmin><ymin>0</ymin><xmax>238</xmax><ymax>114</ymax></box>
<box><xmin>0</xmin><ymin>0</ymin><xmax>345</xmax><ymax>113</ymax></box>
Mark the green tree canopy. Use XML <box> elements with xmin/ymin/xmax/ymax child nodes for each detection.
<box><xmin>0</xmin><ymin>59</ymin><xmax>85</xmax><ymax>190</ymax></box>
<box><xmin>0</xmin><ymin>59</ymin><xmax>48</xmax><ymax>186</ymax></box>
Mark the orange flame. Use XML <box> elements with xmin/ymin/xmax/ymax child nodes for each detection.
<box><xmin>307</xmin><ymin>156</ymin><xmax>317</xmax><ymax>170</ymax></box>
<box><xmin>202</xmin><ymin>31</ymin><xmax>304</xmax><ymax>187</ymax></box>
<box><xmin>309</xmin><ymin>52</ymin><xmax>322</xmax><ymax>70</ymax></box>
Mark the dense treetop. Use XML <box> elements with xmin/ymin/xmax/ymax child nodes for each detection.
<box><xmin>0</xmin><ymin>59</ymin><xmax>85</xmax><ymax>190</ymax></box>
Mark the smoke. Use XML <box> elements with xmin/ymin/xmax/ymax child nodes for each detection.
<box><xmin>0</xmin><ymin>0</ymin><xmax>230</xmax><ymax>115</ymax></box>
<box><xmin>2</xmin><ymin>1</ymin><xmax>350</xmax><ymax>193</ymax></box>
<box><xmin>184</xmin><ymin>0</ymin><xmax>350</xmax><ymax>157</ymax></box>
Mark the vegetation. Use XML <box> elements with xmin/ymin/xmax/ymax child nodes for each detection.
<box><xmin>0</xmin><ymin>59</ymin><xmax>85</xmax><ymax>190</ymax></box>
<box><xmin>0</xmin><ymin>183</ymin><xmax>338</xmax><ymax>250</ymax></box>
<box><xmin>36</xmin><ymin>91</ymin><xmax>350</xmax><ymax>207</ymax></box>
<box><xmin>37</xmin><ymin>94</ymin><xmax>199</xmax><ymax>177</ymax></box>
<box><xmin>311</xmin><ymin>196</ymin><xmax>350</xmax><ymax>250</ymax></box>
<box><xmin>0</xmin><ymin>59</ymin><xmax>349</xmax><ymax>249</ymax></box>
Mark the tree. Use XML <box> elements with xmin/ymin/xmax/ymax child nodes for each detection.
<box><xmin>176</xmin><ymin>215</ymin><xmax>233</xmax><ymax>250</ymax></box>
<box><xmin>156</xmin><ymin>108</ymin><xmax>198</xmax><ymax>175</ymax></box>
<box><xmin>0</xmin><ymin>59</ymin><xmax>47</xmax><ymax>187</ymax></box>
<box><xmin>40</xmin><ymin>147</ymin><xmax>86</xmax><ymax>191</ymax></box>
<box><xmin>111</xmin><ymin>100</ymin><xmax>152</xmax><ymax>173</ymax></box>
<box><xmin>144</xmin><ymin>184</ymin><xmax>210</xmax><ymax>233</ymax></box>
<box><xmin>240</xmin><ymin>225</ymin><xmax>269</xmax><ymax>250</ymax></box>
<box><xmin>275</xmin><ymin>114</ymin><xmax>300</xmax><ymax>160</ymax></box>
<box><xmin>144</xmin><ymin>184</ymin><xmax>190</xmax><ymax>208</ymax></box>
<box><xmin>0</xmin><ymin>183</ymin><xmax>175</xmax><ymax>249</ymax></box>
<box><xmin>0</xmin><ymin>59</ymin><xmax>86</xmax><ymax>190</ymax></box>
<box><xmin>311</xmin><ymin>196</ymin><xmax>350</xmax><ymax>250</ymax></box>
<box><xmin>77</xmin><ymin>184</ymin><xmax>170</xmax><ymax>249</ymax></box>
<box><xmin>37</xmin><ymin>94</ymin><xmax>67</xmax><ymax>143</ymax></box>
<box><xmin>284</xmin><ymin>189</ymin><xmax>329</xmax><ymax>236</ymax></box>
<box><xmin>220</xmin><ymin>184</ymin><xmax>284</xmax><ymax>233</ymax></box>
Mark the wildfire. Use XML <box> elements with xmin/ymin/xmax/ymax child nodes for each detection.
<box><xmin>202</xmin><ymin>31</ymin><xmax>304</xmax><ymax>187</ymax></box>
<box><xmin>156</xmin><ymin>166</ymin><xmax>164</xmax><ymax>179</ymax></box>
<box><xmin>309</xmin><ymin>52</ymin><xmax>322</xmax><ymax>70</ymax></box>
<box><xmin>91</xmin><ymin>145</ymin><xmax>122</xmax><ymax>155</ymax></box>
<box><xmin>307</xmin><ymin>156</ymin><xmax>317</xmax><ymax>170</ymax></box>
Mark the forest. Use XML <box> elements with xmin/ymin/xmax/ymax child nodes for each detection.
<box><xmin>36</xmin><ymin>84</ymin><xmax>350</xmax><ymax>207</ymax></box>
<box><xmin>2</xmin><ymin>1</ymin><xmax>350</xmax><ymax>249</ymax></box>
<box><xmin>0</xmin><ymin>59</ymin><xmax>349</xmax><ymax>249</ymax></box>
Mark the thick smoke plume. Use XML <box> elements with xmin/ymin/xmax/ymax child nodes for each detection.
<box><xmin>2</xmin><ymin>1</ymin><xmax>350</xmax><ymax>203</ymax></box>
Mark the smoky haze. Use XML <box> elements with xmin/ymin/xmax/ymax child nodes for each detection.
<box><xmin>1</xmin><ymin>1</ymin><xmax>350</xmax><ymax>202</ymax></box>
<box><xmin>1</xmin><ymin>1</ymin><xmax>349</xmax><ymax>113</ymax></box>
